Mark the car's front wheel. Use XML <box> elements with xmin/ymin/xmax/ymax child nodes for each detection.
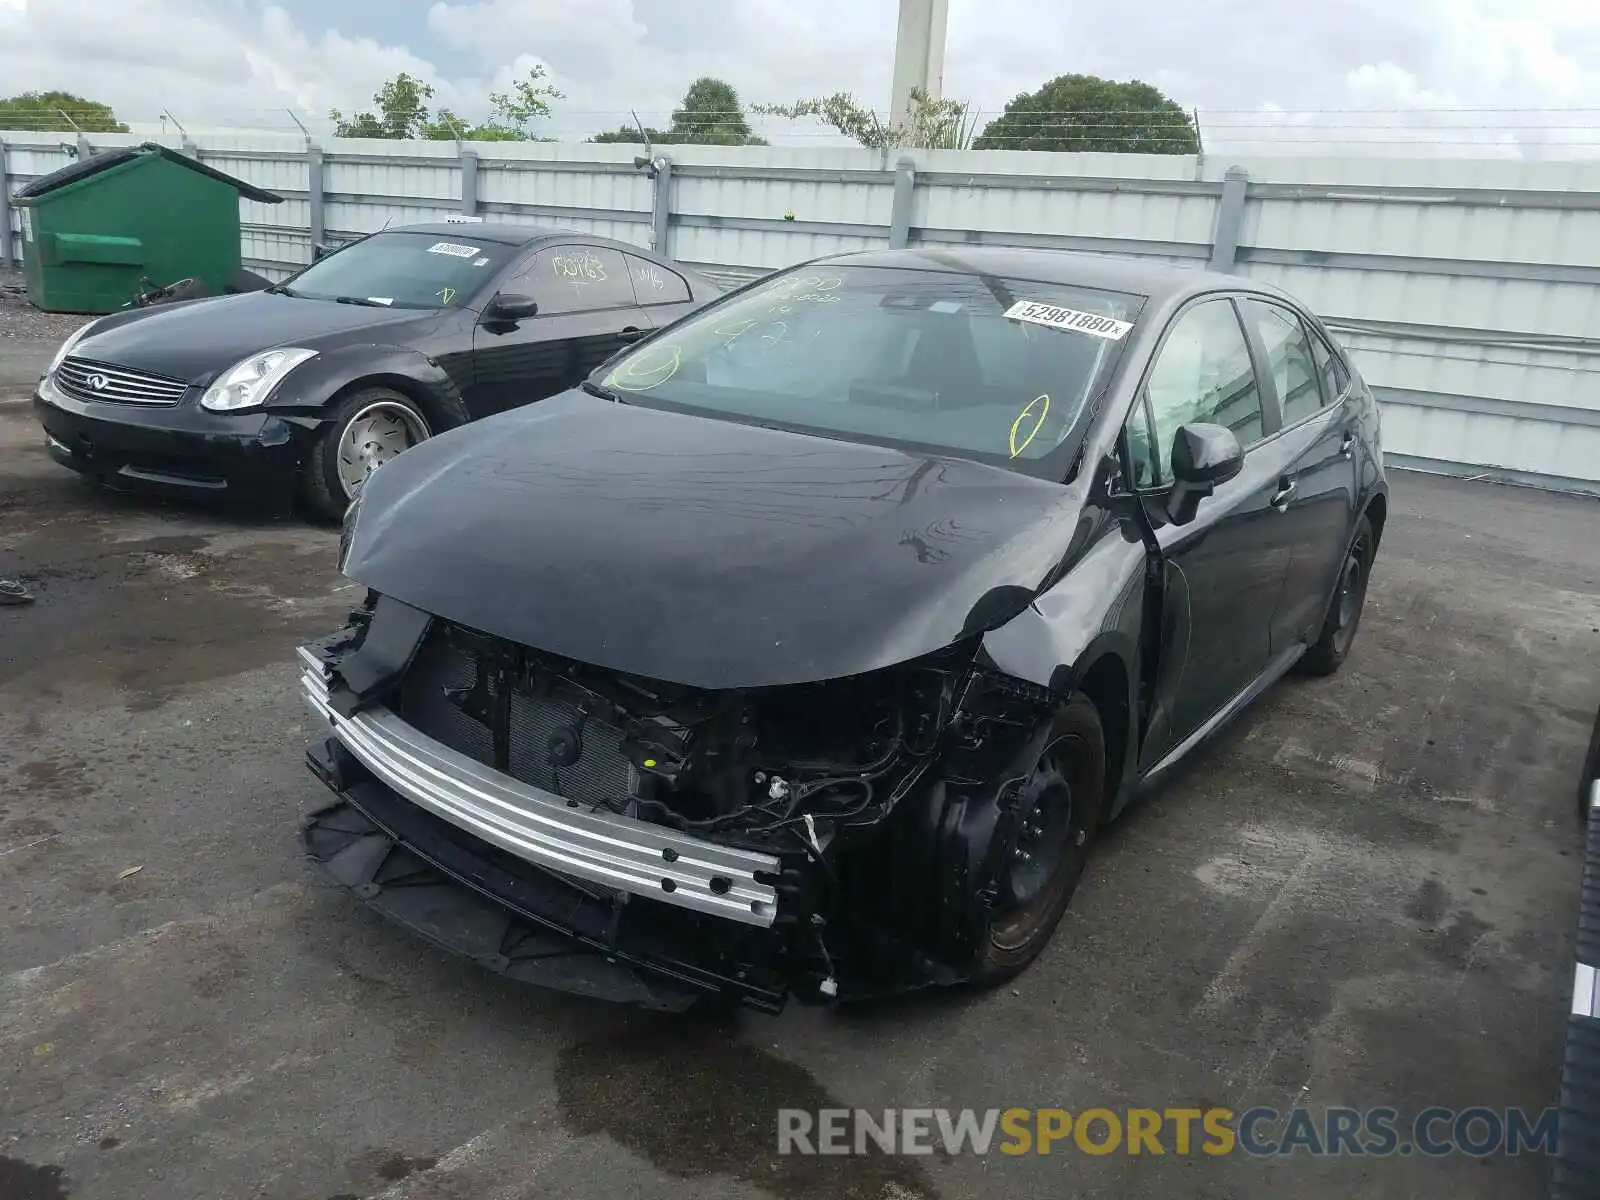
<box><xmin>969</xmin><ymin>696</ymin><xmax>1106</xmax><ymax>985</ymax></box>
<box><xmin>304</xmin><ymin>387</ymin><xmax>432</xmax><ymax>520</ymax></box>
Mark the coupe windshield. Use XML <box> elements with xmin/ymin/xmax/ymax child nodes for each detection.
<box><xmin>281</xmin><ymin>231</ymin><xmax>517</xmax><ymax>309</ymax></box>
<box><xmin>599</xmin><ymin>264</ymin><xmax>1143</xmax><ymax>472</ymax></box>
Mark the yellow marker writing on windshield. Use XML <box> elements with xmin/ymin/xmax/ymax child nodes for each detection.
<box><xmin>437</xmin><ymin>286</ymin><xmax>456</xmax><ymax>305</ymax></box>
<box><xmin>610</xmin><ymin>344</ymin><xmax>682</xmax><ymax>392</ymax></box>
<box><xmin>1009</xmin><ymin>394</ymin><xmax>1051</xmax><ymax>458</ymax></box>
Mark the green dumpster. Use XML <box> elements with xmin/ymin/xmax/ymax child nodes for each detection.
<box><xmin>14</xmin><ymin>142</ymin><xmax>283</xmax><ymax>314</ymax></box>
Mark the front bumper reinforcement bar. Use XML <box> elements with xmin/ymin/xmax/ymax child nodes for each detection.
<box><xmin>299</xmin><ymin>644</ymin><xmax>780</xmax><ymax>927</ymax></box>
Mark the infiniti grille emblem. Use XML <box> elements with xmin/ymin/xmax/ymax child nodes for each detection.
<box><xmin>87</xmin><ymin>374</ymin><xmax>109</xmax><ymax>391</ymax></box>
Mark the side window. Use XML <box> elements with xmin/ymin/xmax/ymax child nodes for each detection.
<box><xmin>1309</xmin><ymin>329</ymin><xmax>1350</xmax><ymax>404</ymax></box>
<box><xmin>512</xmin><ymin>245</ymin><xmax>633</xmax><ymax>315</ymax></box>
<box><xmin>625</xmin><ymin>253</ymin><xmax>691</xmax><ymax>305</ymax></box>
<box><xmin>1143</xmin><ymin>299</ymin><xmax>1264</xmax><ymax>482</ymax></box>
<box><xmin>1242</xmin><ymin>299</ymin><xmax>1323</xmax><ymax>426</ymax></box>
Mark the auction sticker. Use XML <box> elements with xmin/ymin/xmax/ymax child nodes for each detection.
<box><xmin>427</xmin><ymin>242</ymin><xmax>481</xmax><ymax>258</ymax></box>
<box><xmin>1004</xmin><ymin>301</ymin><xmax>1132</xmax><ymax>341</ymax></box>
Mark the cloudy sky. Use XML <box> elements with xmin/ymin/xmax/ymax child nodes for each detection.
<box><xmin>2</xmin><ymin>0</ymin><xmax>1599</xmax><ymax>153</ymax></box>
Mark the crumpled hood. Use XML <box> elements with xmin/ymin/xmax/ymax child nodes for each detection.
<box><xmin>342</xmin><ymin>389</ymin><xmax>1087</xmax><ymax>689</ymax></box>
<box><xmin>74</xmin><ymin>291</ymin><xmax>434</xmax><ymax>383</ymax></box>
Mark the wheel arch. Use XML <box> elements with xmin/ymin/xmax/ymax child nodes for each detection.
<box><xmin>1064</xmin><ymin>643</ymin><xmax>1135</xmax><ymax>823</ymax></box>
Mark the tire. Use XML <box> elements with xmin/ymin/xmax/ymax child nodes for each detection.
<box><xmin>1300</xmin><ymin>513</ymin><xmax>1376</xmax><ymax>677</ymax></box>
<box><xmin>970</xmin><ymin>696</ymin><xmax>1106</xmax><ymax>985</ymax></box>
<box><xmin>303</xmin><ymin>387</ymin><xmax>432</xmax><ymax>521</ymax></box>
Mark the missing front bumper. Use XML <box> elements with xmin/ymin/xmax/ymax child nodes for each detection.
<box><xmin>299</xmin><ymin>644</ymin><xmax>781</xmax><ymax>927</ymax></box>
<box><xmin>301</xmin><ymin>755</ymin><xmax>788</xmax><ymax>1012</ymax></box>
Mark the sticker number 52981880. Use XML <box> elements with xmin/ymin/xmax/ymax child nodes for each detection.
<box><xmin>1004</xmin><ymin>301</ymin><xmax>1133</xmax><ymax>341</ymax></box>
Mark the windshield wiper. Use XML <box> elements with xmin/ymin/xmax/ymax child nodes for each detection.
<box><xmin>266</xmin><ymin>284</ymin><xmax>298</xmax><ymax>297</ymax></box>
<box><xmin>580</xmin><ymin>379</ymin><xmax>627</xmax><ymax>404</ymax></box>
<box><xmin>332</xmin><ymin>295</ymin><xmax>393</xmax><ymax>308</ymax></box>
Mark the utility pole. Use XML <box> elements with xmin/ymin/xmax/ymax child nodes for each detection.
<box><xmin>889</xmin><ymin>0</ymin><xmax>949</xmax><ymax>144</ymax></box>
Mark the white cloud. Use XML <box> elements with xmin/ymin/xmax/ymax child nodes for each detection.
<box><xmin>1</xmin><ymin>0</ymin><xmax>1598</xmax><ymax>155</ymax></box>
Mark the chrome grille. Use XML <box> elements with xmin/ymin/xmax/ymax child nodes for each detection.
<box><xmin>55</xmin><ymin>358</ymin><xmax>189</xmax><ymax>406</ymax></box>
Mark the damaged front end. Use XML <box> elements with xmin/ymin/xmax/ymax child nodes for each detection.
<box><xmin>299</xmin><ymin>592</ymin><xmax>1062</xmax><ymax>1013</ymax></box>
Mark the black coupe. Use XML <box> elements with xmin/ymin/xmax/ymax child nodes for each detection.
<box><xmin>299</xmin><ymin>247</ymin><xmax>1389</xmax><ymax>1012</ymax></box>
<box><xmin>30</xmin><ymin>223</ymin><xmax>719</xmax><ymax>517</ymax></box>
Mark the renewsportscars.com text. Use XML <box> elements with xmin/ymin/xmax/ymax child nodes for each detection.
<box><xmin>776</xmin><ymin>1106</ymin><xmax>1559</xmax><ymax>1158</ymax></box>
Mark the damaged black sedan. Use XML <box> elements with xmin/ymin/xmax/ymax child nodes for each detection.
<box><xmin>298</xmin><ymin>247</ymin><xmax>1388</xmax><ymax>1012</ymax></box>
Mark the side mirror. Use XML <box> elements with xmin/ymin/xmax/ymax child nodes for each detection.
<box><xmin>1165</xmin><ymin>422</ymin><xmax>1243</xmax><ymax>526</ymax></box>
<box><xmin>487</xmin><ymin>292</ymin><xmax>539</xmax><ymax>321</ymax></box>
<box><xmin>312</xmin><ymin>241</ymin><xmax>338</xmax><ymax>261</ymax></box>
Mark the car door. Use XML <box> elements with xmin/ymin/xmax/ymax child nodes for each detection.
<box><xmin>468</xmin><ymin>243</ymin><xmax>651</xmax><ymax>417</ymax></box>
<box><xmin>623</xmin><ymin>252</ymin><xmax>703</xmax><ymax>328</ymax></box>
<box><xmin>1237</xmin><ymin>297</ymin><xmax>1362</xmax><ymax>655</ymax></box>
<box><xmin>1123</xmin><ymin>296</ymin><xmax>1301</xmax><ymax>754</ymax></box>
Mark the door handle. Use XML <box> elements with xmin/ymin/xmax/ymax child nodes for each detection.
<box><xmin>617</xmin><ymin>326</ymin><xmax>648</xmax><ymax>343</ymax></box>
<box><xmin>1340</xmin><ymin>431</ymin><xmax>1356</xmax><ymax>460</ymax></box>
<box><xmin>1270</xmin><ymin>479</ymin><xmax>1298</xmax><ymax>511</ymax></box>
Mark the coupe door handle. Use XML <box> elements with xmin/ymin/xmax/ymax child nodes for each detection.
<box><xmin>1340</xmin><ymin>431</ymin><xmax>1356</xmax><ymax>460</ymax></box>
<box><xmin>1270</xmin><ymin>479</ymin><xmax>1298</xmax><ymax>511</ymax></box>
<box><xmin>617</xmin><ymin>326</ymin><xmax>648</xmax><ymax>343</ymax></box>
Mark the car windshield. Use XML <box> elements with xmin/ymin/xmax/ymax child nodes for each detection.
<box><xmin>597</xmin><ymin>263</ymin><xmax>1143</xmax><ymax>474</ymax></box>
<box><xmin>280</xmin><ymin>231</ymin><xmax>518</xmax><ymax>309</ymax></box>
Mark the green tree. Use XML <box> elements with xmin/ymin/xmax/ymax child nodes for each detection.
<box><xmin>752</xmin><ymin>88</ymin><xmax>972</xmax><ymax>149</ymax></box>
<box><xmin>331</xmin><ymin>72</ymin><xmax>435</xmax><ymax>139</ymax></box>
<box><xmin>588</xmin><ymin>77</ymin><xmax>766</xmax><ymax>146</ymax></box>
<box><xmin>336</xmin><ymin>66</ymin><xmax>563</xmax><ymax>141</ymax></box>
<box><xmin>668</xmin><ymin>77</ymin><xmax>766</xmax><ymax>145</ymax></box>
<box><xmin>973</xmin><ymin>75</ymin><xmax>1198</xmax><ymax>153</ymax></box>
<box><xmin>0</xmin><ymin>91</ymin><xmax>128</xmax><ymax>133</ymax></box>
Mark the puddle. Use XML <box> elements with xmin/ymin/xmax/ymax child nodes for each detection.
<box><xmin>555</xmin><ymin>1013</ymin><xmax>940</xmax><ymax>1200</ymax></box>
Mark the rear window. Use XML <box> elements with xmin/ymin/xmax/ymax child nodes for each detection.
<box><xmin>599</xmin><ymin>264</ymin><xmax>1143</xmax><ymax>473</ymax></box>
<box><xmin>282</xmin><ymin>231</ymin><xmax>518</xmax><ymax>309</ymax></box>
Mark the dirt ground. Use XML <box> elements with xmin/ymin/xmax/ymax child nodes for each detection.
<box><xmin>2</xmin><ymin>399</ymin><xmax>1599</xmax><ymax>1200</ymax></box>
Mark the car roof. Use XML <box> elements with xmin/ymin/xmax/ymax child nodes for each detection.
<box><xmin>385</xmin><ymin>221</ymin><xmax>568</xmax><ymax>246</ymax></box>
<box><xmin>819</xmin><ymin>246</ymin><xmax>1277</xmax><ymax>305</ymax></box>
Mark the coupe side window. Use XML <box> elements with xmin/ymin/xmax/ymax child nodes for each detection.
<box><xmin>1142</xmin><ymin>299</ymin><xmax>1264</xmax><ymax>482</ymax></box>
<box><xmin>1242</xmin><ymin>299</ymin><xmax>1323</xmax><ymax>426</ymax></box>
<box><xmin>624</xmin><ymin>253</ymin><xmax>691</xmax><ymax>305</ymax></box>
<box><xmin>514</xmin><ymin>245</ymin><xmax>633</xmax><ymax>315</ymax></box>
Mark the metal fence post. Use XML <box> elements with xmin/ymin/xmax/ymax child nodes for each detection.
<box><xmin>650</xmin><ymin>156</ymin><xmax>673</xmax><ymax>256</ymax></box>
<box><xmin>460</xmin><ymin>148</ymin><xmax>480</xmax><ymax>218</ymax></box>
<box><xmin>889</xmin><ymin>157</ymin><xmax>917</xmax><ymax>249</ymax></box>
<box><xmin>1209</xmin><ymin>166</ymin><xmax>1249</xmax><ymax>274</ymax></box>
<box><xmin>0</xmin><ymin>139</ymin><xmax>12</xmax><ymax>269</ymax></box>
<box><xmin>306</xmin><ymin>144</ymin><xmax>325</xmax><ymax>253</ymax></box>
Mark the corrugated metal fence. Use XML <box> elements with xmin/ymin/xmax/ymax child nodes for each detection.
<box><xmin>3</xmin><ymin>131</ymin><xmax>1598</xmax><ymax>494</ymax></box>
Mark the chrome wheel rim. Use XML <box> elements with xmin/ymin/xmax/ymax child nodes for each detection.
<box><xmin>336</xmin><ymin>402</ymin><xmax>429</xmax><ymax>501</ymax></box>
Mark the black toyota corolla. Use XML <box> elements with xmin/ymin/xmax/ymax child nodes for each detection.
<box><xmin>298</xmin><ymin>247</ymin><xmax>1388</xmax><ymax>1013</ymax></box>
<box><xmin>30</xmin><ymin>222</ymin><xmax>718</xmax><ymax>517</ymax></box>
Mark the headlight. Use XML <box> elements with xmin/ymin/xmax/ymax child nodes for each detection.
<box><xmin>47</xmin><ymin>320</ymin><xmax>100</xmax><ymax>377</ymax></box>
<box><xmin>200</xmin><ymin>347</ymin><xmax>317</xmax><ymax>412</ymax></box>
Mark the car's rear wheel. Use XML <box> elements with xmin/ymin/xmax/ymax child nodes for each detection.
<box><xmin>304</xmin><ymin>387</ymin><xmax>431</xmax><ymax>520</ymax></box>
<box><xmin>1300</xmin><ymin>514</ymin><xmax>1375</xmax><ymax>677</ymax></box>
<box><xmin>970</xmin><ymin>697</ymin><xmax>1105</xmax><ymax>985</ymax></box>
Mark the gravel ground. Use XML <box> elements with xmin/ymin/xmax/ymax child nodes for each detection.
<box><xmin>0</xmin><ymin>265</ymin><xmax>84</xmax><ymax>341</ymax></box>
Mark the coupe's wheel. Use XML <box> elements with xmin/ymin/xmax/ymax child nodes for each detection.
<box><xmin>1300</xmin><ymin>514</ymin><xmax>1375</xmax><ymax>677</ymax></box>
<box><xmin>971</xmin><ymin>696</ymin><xmax>1105</xmax><ymax>984</ymax></box>
<box><xmin>304</xmin><ymin>387</ymin><xmax>431</xmax><ymax>520</ymax></box>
